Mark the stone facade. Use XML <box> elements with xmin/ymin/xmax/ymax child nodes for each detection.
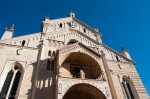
<box><xmin>0</xmin><ymin>12</ymin><xmax>149</xmax><ymax>99</ymax></box>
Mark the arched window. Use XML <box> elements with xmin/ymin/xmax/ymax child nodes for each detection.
<box><xmin>47</xmin><ymin>51</ymin><xmax>55</xmax><ymax>71</ymax></box>
<box><xmin>59</xmin><ymin>23</ymin><xmax>63</xmax><ymax>28</ymax></box>
<box><xmin>47</xmin><ymin>60</ymin><xmax>55</xmax><ymax>71</ymax></box>
<box><xmin>122</xmin><ymin>77</ymin><xmax>135</xmax><ymax>99</ymax></box>
<box><xmin>83</xmin><ymin>28</ymin><xmax>86</xmax><ymax>33</ymax></box>
<box><xmin>48</xmin><ymin>50</ymin><xmax>51</xmax><ymax>56</ymax></box>
<box><xmin>67</xmin><ymin>39</ymin><xmax>78</xmax><ymax>45</ymax></box>
<box><xmin>0</xmin><ymin>65</ymin><xmax>22</xmax><ymax>99</ymax></box>
<box><xmin>0</xmin><ymin>70</ymin><xmax>13</xmax><ymax>98</ymax></box>
<box><xmin>22</xmin><ymin>40</ymin><xmax>26</xmax><ymax>46</ymax></box>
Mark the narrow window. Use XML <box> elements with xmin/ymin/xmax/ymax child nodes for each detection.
<box><xmin>122</xmin><ymin>79</ymin><xmax>134</xmax><ymax>99</ymax></box>
<box><xmin>83</xmin><ymin>28</ymin><xmax>86</xmax><ymax>33</ymax></box>
<box><xmin>126</xmin><ymin>83</ymin><xmax>134</xmax><ymax>99</ymax></box>
<box><xmin>0</xmin><ymin>66</ymin><xmax>22</xmax><ymax>99</ymax></box>
<box><xmin>122</xmin><ymin>82</ymin><xmax>130</xmax><ymax>99</ymax></box>
<box><xmin>9</xmin><ymin>71</ymin><xmax>21</xmax><ymax>99</ymax></box>
<box><xmin>116</xmin><ymin>55</ymin><xmax>120</xmax><ymax>61</ymax></box>
<box><xmin>0</xmin><ymin>70</ymin><xmax>13</xmax><ymax>98</ymax></box>
<box><xmin>48</xmin><ymin>50</ymin><xmax>51</xmax><ymax>56</ymax></box>
<box><xmin>22</xmin><ymin>40</ymin><xmax>26</xmax><ymax>46</ymax></box>
<box><xmin>59</xmin><ymin>23</ymin><xmax>63</xmax><ymax>28</ymax></box>
<box><xmin>47</xmin><ymin>60</ymin><xmax>50</xmax><ymax>70</ymax></box>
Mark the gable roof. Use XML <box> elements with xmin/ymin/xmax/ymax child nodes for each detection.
<box><xmin>103</xmin><ymin>44</ymin><xmax>135</xmax><ymax>64</ymax></box>
<box><xmin>58</xmin><ymin>42</ymin><xmax>101</xmax><ymax>58</ymax></box>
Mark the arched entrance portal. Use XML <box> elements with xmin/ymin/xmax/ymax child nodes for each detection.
<box><xmin>63</xmin><ymin>83</ymin><xmax>107</xmax><ymax>99</ymax></box>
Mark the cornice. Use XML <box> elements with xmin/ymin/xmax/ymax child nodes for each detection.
<box><xmin>43</xmin><ymin>16</ymin><xmax>102</xmax><ymax>36</ymax></box>
<box><xmin>0</xmin><ymin>43</ymin><xmax>39</xmax><ymax>50</ymax></box>
<box><xmin>73</xmin><ymin>17</ymin><xmax>102</xmax><ymax>36</ymax></box>
<box><xmin>102</xmin><ymin>44</ymin><xmax>135</xmax><ymax>65</ymax></box>
<box><xmin>0</xmin><ymin>32</ymin><xmax>41</xmax><ymax>43</ymax></box>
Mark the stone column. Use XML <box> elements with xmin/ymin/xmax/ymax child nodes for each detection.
<box><xmin>101</xmin><ymin>51</ymin><xmax>118</xmax><ymax>99</ymax></box>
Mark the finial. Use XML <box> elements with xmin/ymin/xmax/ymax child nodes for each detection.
<box><xmin>9</xmin><ymin>24</ymin><xmax>14</xmax><ymax>30</ymax></box>
<box><xmin>93</xmin><ymin>26</ymin><xmax>99</xmax><ymax>32</ymax></box>
<box><xmin>5</xmin><ymin>24</ymin><xmax>14</xmax><ymax>31</ymax></box>
<box><xmin>121</xmin><ymin>45</ymin><xmax>125</xmax><ymax>51</ymax></box>
<box><xmin>45</xmin><ymin>15</ymin><xmax>50</xmax><ymax>21</ymax></box>
<box><xmin>69</xmin><ymin>11</ymin><xmax>75</xmax><ymax>17</ymax></box>
<box><xmin>1</xmin><ymin>24</ymin><xmax>14</xmax><ymax>40</ymax></box>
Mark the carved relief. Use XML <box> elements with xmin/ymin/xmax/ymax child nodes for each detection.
<box><xmin>58</xmin><ymin>77</ymin><xmax>111</xmax><ymax>98</ymax></box>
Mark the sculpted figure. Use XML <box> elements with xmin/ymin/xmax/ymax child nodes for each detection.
<box><xmin>80</xmin><ymin>69</ymin><xmax>85</xmax><ymax>79</ymax></box>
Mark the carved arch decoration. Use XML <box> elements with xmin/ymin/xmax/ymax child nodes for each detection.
<box><xmin>63</xmin><ymin>83</ymin><xmax>107</xmax><ymax>99</ymax></box>
<box><xmin>57</xmin><ymin>80</ymin><xmax>111</xmax><ymax>99</ymax></box>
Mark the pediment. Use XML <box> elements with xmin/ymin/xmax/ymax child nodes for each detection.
<box><xmin>58</xmin><ymin>42</ymin><xmax>101</xmax><ymax>59</ymax></box>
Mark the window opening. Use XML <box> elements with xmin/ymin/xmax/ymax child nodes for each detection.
<box><xmin>116</xmin><ymin>55</ymin><xmax>120</xmax><ymax>61</ymax></box>
<box><xmin>59</xmin><ymin>23</ymin><xmax>63</xmax><ymax>28</ymax></box>
<box><xmin>1</xmin><ymin>66</ymin><xmax>22</xmax><ymax>99</ymax></box>
<box><xmin>122</xmin><ymin>79</ymin><xmax>134</xmax><ymax>99</ymax></box>
<box><xmin>22</xmin><ymin>40</ymin><xmax>26</xmax><ymax>46</ymax></box>
<box><xmin>83</xmin><ymin>28</ymin><xmax>86</xmax><ymax>33</ymax></box>
<box><xmin>0</xmin><ymin>70</ymin><xmax>13</xmax><ymax>99</ymax></box>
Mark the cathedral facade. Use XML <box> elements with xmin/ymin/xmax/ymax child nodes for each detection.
<box><xmin>0</xmin><ymin>12</ymin><xmax>149</xmax><ymax>99</ymax></box>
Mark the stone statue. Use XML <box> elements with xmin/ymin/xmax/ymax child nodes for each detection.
<box><xmin>80</xmin><ymin>69</ymin><xmax>85</xmax><ymax>79</ymax></box>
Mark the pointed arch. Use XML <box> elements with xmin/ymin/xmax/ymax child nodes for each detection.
<box><xmin>121</xmin><ymin>75</ymin><xmax>139</xmax><ymax>99</ymax></box>
<box><xmin>21</xmin><ymin>40</ymin><xmax>26</xmax><ymax>46</ymax></box>
<box><xmin>0</xmin><ymin>62</ymin><xmax>24</xmax><ymax>99</ymax></box>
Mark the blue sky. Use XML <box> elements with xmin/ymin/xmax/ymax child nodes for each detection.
<box><xmin>0</xmin><ymin>0</ymin><xmax>150</xmax><ymax>96</ymax></box>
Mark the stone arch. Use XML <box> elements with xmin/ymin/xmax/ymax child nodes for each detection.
<box><xmin>48</xmin><ymin>50</ymin><xmax>51</xmax><ymax>56</ymax></box>
<box><xmin>60</xmin><ymin>52</ymin><xmax>103</xmax><ymax>79</ymax></box>
<box><xmin>12</xmin><ymin>62</ymin><xmax>24</xmax><ymax>72</ymax></box>
<box><xmin>67</xmin><ymin>39</ymin><xmax>79</xmax><ymax>45</ymax></box>
<box><xmin>22</xmin><ymin>40</ymin><xmax>26</xmax><ymax>46</ymax></box>
<box><xmin>63</xmin><ymin>83</ymin><xmax>107</xmax><ymax>99</ymax></box>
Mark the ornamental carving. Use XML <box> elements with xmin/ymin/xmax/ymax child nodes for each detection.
<box><xmin>58</xmin><ymin>77</ymin><xmax>111</xmax><ymax>98</ymax></box>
